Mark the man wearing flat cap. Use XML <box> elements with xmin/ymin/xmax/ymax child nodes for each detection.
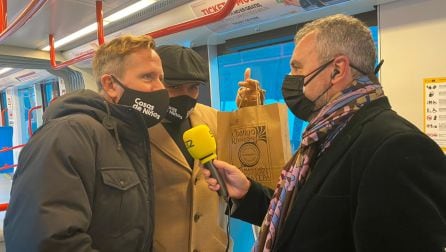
<box><xmin>149</xmin><ymin>45</ymin><xmax>230</xmax><ymax>251</ymax></box>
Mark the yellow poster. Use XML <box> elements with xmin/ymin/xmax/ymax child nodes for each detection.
<box><xmin>423</xmin><ymin>77</ymin><xmax>446</xmax><ymax>152</ymax></box>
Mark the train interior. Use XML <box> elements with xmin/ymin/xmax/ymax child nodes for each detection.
<box><xmin>0</xmin><ymin>0</ymin><xmax>445</xmax><ymax>250</ymax></box>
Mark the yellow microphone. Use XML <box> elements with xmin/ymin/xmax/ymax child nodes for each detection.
<box><xmin>183</xmin><ymin>124</ymin><xmax>228</xmax><ymax>200</ymax></box>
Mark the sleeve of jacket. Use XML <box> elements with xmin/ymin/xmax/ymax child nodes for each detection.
<box><xmin>4</xmin><ymin>118</ymin><xmax>99</xmax><ymax>252</ymax></box>
<box><xmin>231</xmin><ymin>179</ymin><xmax>274</xmax><ymax>226</ymax></box>
<box><xmin>354</xmin><ymin>132</ymin><xmax>446</xmax><ymax>251</ymax></box>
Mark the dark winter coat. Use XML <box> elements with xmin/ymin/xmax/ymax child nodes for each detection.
<box><xmin>4</xmin><ymin>89</ymin><xmax>154</xmax><ymax>252</ymax></box>
<box><xmin>233</xmin><ymin>98</ymin><xmax>446</xmax><ymax>252</ymax></box>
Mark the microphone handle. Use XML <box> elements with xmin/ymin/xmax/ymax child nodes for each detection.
<box><xmin>204</xmin><ymin>161</ymin><xmax>229</xmax><ymax>201</ymax></box>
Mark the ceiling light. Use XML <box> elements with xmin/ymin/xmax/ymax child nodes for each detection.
<box><xmin>104</xmin><ymin>0</ymin><xmax>156</xmax><ymax>22</ymax></box>
<box><xmin>0</xmin><ymin>68</ymin><xmax>12</xmax><ymax>75</ymax></box>
<box><xmin>41</xmin><ymin>0</ymin><xmax>157</xmax><ymax>51</ymax></box>
<box><xmin>42</xmin><ymin>23</ymin><xmax>97</xmax><ymax>51</ymax></box>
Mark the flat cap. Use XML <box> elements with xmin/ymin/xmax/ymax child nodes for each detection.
<box><xmin>156</xmin><ymin>45</ymin><xmax>209</xmax><ymax>86</ymax></box>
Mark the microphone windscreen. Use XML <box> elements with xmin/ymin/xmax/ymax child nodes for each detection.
<box><xmin>183</xmin><ymin>124</ymin><xmax>217</xmax><ymax>164</ymax></box>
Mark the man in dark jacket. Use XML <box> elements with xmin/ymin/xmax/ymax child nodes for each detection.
<box><xmin>202</xmin><ymin>14</ymin><xmax>446</xmax><ymax>251</ymax></box>
<box><xmin>4</xmin><ymin>35</ymin><xmax>169</xmax><ymax>251</ymax></box>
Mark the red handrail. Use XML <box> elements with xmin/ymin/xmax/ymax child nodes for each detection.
<box><xmin>27</xmin><ymin>105</ymin><xmax>42</xmax><ymax>137</ymax></box>
<box><xmin>147</xmin><ymin>0</ymin><xmax>236</xmax><ymax>38</ymax></box>
<box><xmin>49</xmin><ymin>0</ymin><xmax>237</xmax><ymax>70</ymax></box>
<box><xmin>0</xmin><ymin>164</ymin><xmax>16</xmax><ymax>171</ymax></box>
<box><xmin>49</xmin><ymin>96</ymin><xmax>58</xmax><ymax>104</ymax></box>
<box><xmin>96</xmin><ymin>1</ymin><xmax>105</xmax><ymax>46</ymax></box>
<box><xmin>0</xmin><ymin>0</ymin><xmax>48</xmax><ymax>43</ymax></box>
<box><xmin>49</xmin><ymin>35</ymin><xmax>96</xmax><ymax>70</ymax></box>
<box><xmin>0</xmin><ymin>144</ymin><xmax>21</xmax><ymax>212</ymax></box>
<box><xmin>0</xmin><ymin>0</ymin><xmax>6</xmax><ymax>31</ymax></box>
<box><xmin>0</xmin><ymin>203</ymin><xmax>8</xmax><ymax>211</ymax></box>
<box><xmin>0</xmin><ymin>144</ymin><xmax>26</xmax><ymax>153</ymax></box>
<box><xmin>0</xmin><ymin>144</ymin><xmax>26</xmax><ymax>174</ymax></box>
<box><xmin>1</xmin><ymin>108</ymin><xmax>6</xmax><ymax>126</ymax></box>
<box><xmin>0</xmin><ymin>144</ymin><xmax>21</xmax><ymax>213</ymax></box>
<box><xmin>50</xmin><ymin>0</ymin><xmax>105</xmax><ymax>70</ymax></box>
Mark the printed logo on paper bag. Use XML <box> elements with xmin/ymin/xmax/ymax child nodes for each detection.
<box><xmin>230</xmin><ymin>125</ymin><xmax>272</xmax><ymax>183</ymax></box>
<box><xmin>238</xmin><ymin>142</ymin><xmax>260</xmax><ymax>167</ymax></box>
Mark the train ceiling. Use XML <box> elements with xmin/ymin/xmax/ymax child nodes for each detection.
<box><xmin>0</xmin><ymin>0</ymin><xmax>398</xmax><ymax>90</ymax></box>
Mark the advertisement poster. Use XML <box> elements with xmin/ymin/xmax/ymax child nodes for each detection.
<box><xmin>423</xmin><ymin>77</ymin><xmax>446</xmax><ymax>151</ymax></box>
<box><xmin>190</xmin><ymin>0</ymin><xmax>349</xmax><ymax>33</ymax></box>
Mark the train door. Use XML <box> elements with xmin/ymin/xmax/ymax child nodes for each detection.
<box><xmin>17</xmin><ymin>85</ymin><xmax>38</xmax><ymax>144</ymax></box>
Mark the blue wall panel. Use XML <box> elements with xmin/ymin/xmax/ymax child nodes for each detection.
<box><xmin>0</xmin><ymin>126</ymin><xmax>14</xmax><ymax>173</ymax></box>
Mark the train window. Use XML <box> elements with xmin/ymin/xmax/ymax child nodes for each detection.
<box><xmin>17</xmin><ymin>86</ymin><xmax>38</xmax><ymax>144</ymax></box>
<box><xmin>217</xmin><ymin>25</ymin><xmax>379</xmax><ymax>151</ymax></box>
<box><xmin>40</xmin><ymin>79</ymin><xmax>60</xmax><ymax>109</ymax></box>
<box><xmin>218</xmin><ymin>40</ymin><xmax>307</xmax><ymax>151</ymax></box>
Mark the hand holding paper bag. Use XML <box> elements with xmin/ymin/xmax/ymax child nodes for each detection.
<box><xmin>236</xmin><ymin>68</ymin><xmax>266</xmax><ymax>108</ymax></box>
<box><xmin>219</xmin><ymin>70</ymin><xmax>291</xmax><ymax>189</ymax></box>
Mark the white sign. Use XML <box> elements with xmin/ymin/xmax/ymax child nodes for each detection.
<box><xmin>6</xmin><ymin>88</ymin><xmax>14</xmax><ymax>126</ymax></box>
<box><xmin>190</xmin><ymin>0</ymin><xmax>301</xmax><ymax>32</ymax></box>
<box><xmin>190</xmin><ymin>0</ymin><xmax>350</xmax><ymax>33</ymax></box>
<box><xmin>423</xmin><ymin>77</ymin><xmax>446</xmax><ymax>152</ymax></box>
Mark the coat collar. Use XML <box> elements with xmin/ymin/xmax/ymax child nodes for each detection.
<box><xmin>275</xmin><ymin>97</ymin><xmax>392</xmax><ymax>249</ymax></box>
<box><xmin>149</xmin><ymin>123</ymin><xmax>190</xmax><ymax>171</ymax></box>
<box><xmin>149</xmin><ymin>105</ymin><xmax>211</xmax><ymax>174</ymax></box>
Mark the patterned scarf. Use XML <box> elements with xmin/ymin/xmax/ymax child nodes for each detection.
<box><xmin>254</xmin><ymin>75</ymin><xmax>385</xmax><ymax>252</ymax></box>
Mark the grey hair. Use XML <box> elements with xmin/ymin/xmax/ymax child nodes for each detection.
<box><xmin>294</xmin><ymin>14</ymin><xmax>376</xmax><ymax>75</ymax></box>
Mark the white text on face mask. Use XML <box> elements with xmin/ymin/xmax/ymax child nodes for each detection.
<box><xmin>133</xmin><ymin>98</ymin><xmax>161</xmax><ymax>119</ymax></box>
<box><xmin>168</xmin><ymin>106</ymin><xmax>183</xmax><ymax>119</ymax></box>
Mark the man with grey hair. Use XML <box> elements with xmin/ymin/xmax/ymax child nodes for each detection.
<box><xmin>201</xmin><ymin>14</ymin><xmax>446</xmax><ymax>251</ymax></box>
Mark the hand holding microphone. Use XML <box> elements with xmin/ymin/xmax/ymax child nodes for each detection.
<box><xmin>183</xmin><ymin>125</ymin><xmax>251</xmax><ymax>201</ymax></box>
<box><xmin>183</xmin><ymin>125</ymin><xmax>229</xmax><ymax>201</ymax></box>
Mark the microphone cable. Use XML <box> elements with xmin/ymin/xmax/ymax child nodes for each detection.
<box><xmin>225</xmin><ymin>199</ymin><xmax>232</xmax><ymax>252</ymax></box>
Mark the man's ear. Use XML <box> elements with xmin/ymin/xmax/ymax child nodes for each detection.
<box><xmin>101</xmin><ymin>75</ymin><xmax>120</xmax><ymax>102</ymax></box>
<box><xmin>331</xmin><ymin>55</ymin><xmax>353</xmax><ymax>87</ymax></box>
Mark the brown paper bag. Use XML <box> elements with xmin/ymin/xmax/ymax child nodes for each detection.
<box><xmin>217</xmin><ymin>103</ymin><xmax>292</xmax><ymax>189</ymax></box>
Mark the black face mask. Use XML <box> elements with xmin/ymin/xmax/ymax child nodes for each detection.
<box><xmin>165</xmin><ymin>95</ymin><xmax>197</xmax><ymax>123</ymax></box>
<box><xmin>112</xmin><ymin>75</ymin><xmax>169</xmax><ymax>128</ymax></box>
<box><xmin>282</xmin><ymin>59</ymin><xmax>334</xmax><ymax>121</ymax></box>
